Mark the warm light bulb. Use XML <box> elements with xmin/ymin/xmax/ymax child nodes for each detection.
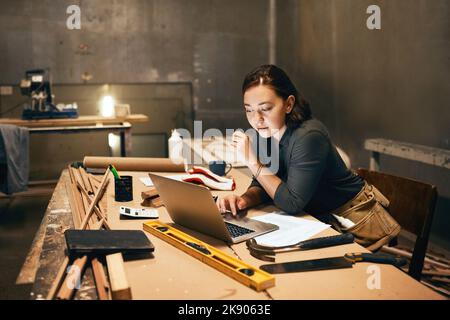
<box><xmin>100</xmin><ymin>95</ymin><xmax>115</xmax><ymax>117</ymax></box>
<box><xmin>108</xmin><ymin>133</ymin><xmax>117</xmax><ymax>148</ymax></box>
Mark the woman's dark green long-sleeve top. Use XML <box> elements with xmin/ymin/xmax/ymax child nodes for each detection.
<box><xmin>249</xmin><ymin>118</ymin><xmax>364</xmax><ymax>215</ymax></box>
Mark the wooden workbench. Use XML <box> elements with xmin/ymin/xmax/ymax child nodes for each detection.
<box><xmin>0</xmin><ymin>114</ymin><xmax>149</xmax><ymax>157</ymax></box>
<box><xmin>0</xmin><ymin>114</ymin><xmax>148</xmax><ymax>128</ymax></box>
<box><xmin>20</xmin><ymin>167</ymin><xmax>444</xmax><ymax>300</ymax></box>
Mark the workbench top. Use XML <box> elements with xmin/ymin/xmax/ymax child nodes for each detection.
<box><xmin>20</xmin><ymin>167</ymin><xmax>444</xmax><ymax>300</ymax></box>
<box><xmin>0</xmin><ymin>114</ymin><xmax>148</xmax><ymax>128</ymax></box>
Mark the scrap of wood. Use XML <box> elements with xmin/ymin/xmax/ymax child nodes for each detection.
<box><xmin>67</xmin><ymin>168</ymin><xmax>84</xmax><ymax>227</ymax></box>
<box><xmin>426</xmin><ymin>253</ymin><xmax>450</xmax><ymax>266</ymax></box>
<box><xmin>431</xmin><ymin>277</ymin><xmax>450</xmax><ymax>284</ymax></box>
<box><xmin>151</xmin><ymin>197</ymin><xmax>163</xmax><ymax>207</ymax></box>
<box><xmin>364</xmin><ymin>138</ymin><xmax>450</xmax><ymax>169</ymax></box>
<box><xmin>90</xmin><ymin>174</ymin><xmax>103</xmax><ymax>184</ymax></box>
<box><xmin>381</xmin><ymin>246</ymin><xmax>450</xmax><ymax>269</ymax></box>
<box><xmin>0</xmin><ymin>114</ymin><xmax>148</xmax><ymax>127</ymax></box>
<box><xmin>86</xmin><ymin>174</ymin><xmax>108</xmax><ymax>218</ymax></box>
<box><xmin>69</xmin><ymin>167</ymin><xmax>88</xmax><ymax>226</ymax></box>
<box><xmin>76</xmin><ymin>181</ymin><xmax>110</xmax><ymax>230</ymax></box>
<box><xmin>421</xmin><ymin>281</ymin><xmax>450</xmax><ymax>297</ymax></box>
<box><xmin>74</xmin><ymin>168</ymin><xmax>98</xmax><ymax>228</ymax></box>
<box><xmin>141</xmin><ymin>188</ymin><xmax>163</xmax><ymax>207</ymax></box>
<box><xmin>141</xmin><ymin>188</ymin><xmax>158</xmax><ymax>199</ymax></box>
<box><xmin>56</xmin><ymin>255</ymin><xmax>89</xmax><ymax>300</ymax></box>
<box><xmin>91</xmin><ymin>258</ymin><xmax>111</xmax><ymax>300</ymax></box>
<box><xmin>79</xmin><ymin>167</ymin><xmax>94</xmax><ymax>194</ymax></box>
<box><xmin>46</xmin><ymin>256</ymin><xmax>70</xmax><ymax>300</ymax></box>
<box><xmin>80</xmin><ymin>170</ymin><xmax>110</xmax><ymax>230</ymax></box>
<box><xmin>48</xmin><ymin>167</ymin><xmax>110</xmax><ymax>300</ymax></box>
<box><xmin>422</xmin><ymin>270</ymin><xmax>450</xmax><ymax>277</ymax></box>
<box><xmin>106</xmin><ymin>253</ymin><xmax>132</xmax><ymax>300</ymax></box>
<box><xmin>65</xmin><ymin>182</ymin><xmax>81</xmax><ymax>229</ymax></box>
<box><xmin>88</xmin><ymin>174</ymin><xmax>108</xmax><ymax>216</ymax></box>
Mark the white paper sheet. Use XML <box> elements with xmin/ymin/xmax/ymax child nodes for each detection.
<box><xmin>251</xmin><ymin>212</ymin><xmax>330</xmax><ymax>247</ymax></box>
<box><xmin>139</xmin><ymin>174</ymin><xmax>189</xmax><ymax>187</ymax></box>
<box><xmin>139</xmin><ymin>177</ymin><xmax>154</xmax><ymax>187</ymax></box>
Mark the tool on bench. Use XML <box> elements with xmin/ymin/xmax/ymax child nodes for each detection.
<box><xmin>143</xmin><ymin>220</ymin><xmax>275</xmax><ymax>291</ymax></box>
<box><xmin>119</xmin><ymin>206</ymin><xmax>159</xmax><ymax>219</ymax></box>
<box><xmin>109</xmin><ymin>164</ymin><xmax>121</xmax><ymax>179</ymax></box>
<box><xmin>246</xmin><ymin>233</ymin><xmax>355</xmax><ymax>262</ymax></box>
<box><xmin>64</xmin><ymin>230</ymin><xmax>155</xmax><ymax>255</ymax></box>
<box><xmin>260</xmin><ymin>252</ymin><xmax>408</xmax><ymax>274</ymax></box>
<box><xmin>20</xmin><ymin>68</ymin><xmax>78</xmax><ymax>119</ymax></box>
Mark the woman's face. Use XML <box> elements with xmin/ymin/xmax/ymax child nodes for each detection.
<box><xmin>243</xmin><ymin>85</ymin><xmax>294</xmax><ymax>138</ymax></box>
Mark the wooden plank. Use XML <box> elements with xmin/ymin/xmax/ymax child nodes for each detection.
<box><xmin>381</xmin><ymin>246</ymin><xmax>450</xmax><ymax>269</ymax></box>
<box><xmin>106</xmin><ymin>253</ymin><xmax>132</xmax><ymax>300</ymax></box>
<box><xmin>65</xmin><ymin>182</ymin><xmax>81</xmax><ymax>229</ymax></box>
<box><xmin>68</xmin><ymin>168</ymin><xmax>87</xmax><ymax>228</ymax></box>
<box><xmin>73</xmin><ymin>169</ymin><xmax>96</xmax><ymax>228</ymax></box>
<box><xmin>422</xmin><ymin>270</ymin><xmax>450</xmax><ymax>277</ymax></box>
<box><xmin>79</xmin><ymin>170</ymin><xmax>110</xmax><ymax>230</ymax></box>
<box><xmin>0</xmin><ymin>114</ymin><xmax>148</xmax><ymax>128</ymax></box>
<box><xmin>431</xmin><ymin>277</ymin><xmax>450</xmax><ymax>284</ymax></box>
<box><xmin>16</xmin><ymin>175</ymin><xmax>65</xmax><ymax>285</ymax></box>
<box><xmin>365</xmin><ymin>138</ymin><xmax>450</xmax><ymax>169</ymax></box>
<box><xmin>421</xmin><ymin>281</ymin><xmax>450</xmax><ymax>296</ymax></box>
<box><xmin>56</xmin><ymin>256</ymin><xmax>89</xmax><ymax>300</ymax></box>
<box><xmin>79</xmin><ymin>167</ymin><xmax>94</xmax><ymax>194</ymax></box>
<box><xmin>46</xmin><ymin>257</ymin><xmax>71</xmax><ymax>300</ymax></box>
<box><xmin>76</xmin><ymin>182</ymin><xmax>110</xmax><ymax>230</ymax></box>
<box><xmin>28</xmin><ymin>123</ymin><xmax>131</xmax><ymax>133</ymax></box>
<box><xmin>47</xmin><ymin>168</ymin><xmax>110</xmax><ymax>299</ymax></box>
<box><xmin>91</xmin><ymin>258</ymin><xmax>111</xmax><ymax>300</ymax></box>
<box><xmin>28</xmin><ymin>170</ymin><xmax>96</xmax><ymax>300</ymax></box>
<box><xmin>88</xmin><ymin>175</ymin><xmax>108</xmax><ymax>218</ymax></box>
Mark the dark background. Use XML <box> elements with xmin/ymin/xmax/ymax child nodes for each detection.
<box><xmin>0</xmin><ymin>0</ymin><xmax>449</xmax><ymax>249</ymax></box>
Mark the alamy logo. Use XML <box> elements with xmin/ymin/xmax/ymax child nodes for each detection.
<box><xmin>366</xmin><ymin>265</ymin><xmax>381</xmax><ymax>289</ymax></box>
<box><xmin>66</xmin><ymin>264</ymin><xmax>81</xmax><ymax>290</ymax></box>
<box><xmin>66</xmin><ymin>5</ymin><xmax>81</xmax><ymax>30</ymax></box>
<box><xmin>367</xmin><ymin>5</ymin><xmax>381</xmax><ymax>30</ymax></box>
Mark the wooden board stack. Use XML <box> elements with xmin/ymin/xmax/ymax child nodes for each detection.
<box><xmin>382</xmin><ymin>245</ymin><xmax>450</xmax><ymax>297</ymax></box>
<box><xmin>46</xmin><ymin>165</ymin><xmax>131</xmax><ymax>300</ymax></box>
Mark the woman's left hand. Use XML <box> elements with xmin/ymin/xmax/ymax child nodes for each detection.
<box><xmin>231</xmin><ymin>131</ymin><xmax>257</xmax><ymax>166</ymax></box>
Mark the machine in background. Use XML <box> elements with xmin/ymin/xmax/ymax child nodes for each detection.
<box><xmin>19</xmin><ymin>69</ymin><xmax>78</xmax><ymax>120</ymax></box>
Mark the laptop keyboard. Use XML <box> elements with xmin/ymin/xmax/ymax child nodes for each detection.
<box><xmin>225</xmin><ymin>222</ymin><xmax>254</xmax><ymax>238</ymax></box>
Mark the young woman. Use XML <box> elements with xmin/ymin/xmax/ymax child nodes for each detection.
<box><xmin>218</xmin><ymin>65</ymin><xmax>400</xmax><ymax>251</ymax></box>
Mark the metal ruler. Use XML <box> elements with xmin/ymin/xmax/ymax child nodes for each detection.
<box><xmin>143</xmin><ymin>220</ymin><xmax>275</xmax><ymax>292</ymax></box>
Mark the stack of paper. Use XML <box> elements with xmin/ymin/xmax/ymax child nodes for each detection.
<box><xmin>251</xmin><ymin>212</ymin><xmax>330</xmax><ymax>247</ymax></box>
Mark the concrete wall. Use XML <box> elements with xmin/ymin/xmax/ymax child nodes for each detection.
<box><xmin>0</xmin><ymin>0</ymin><xmax>273</xmax><ymax>178</ymax></box>
<box><xmin>0</xmin><ymin>0</ymin><xmax>448</xmax><ymax>248</ymax></box>
<box><xmin>0</xmin><ymin>0</ymin><xmax>271</xmax><ymax>129</ymax></box>
<box><xmin>277</xmin><ymin>0</ymin><xmax>450</xmax><ymax>248</ymax></box>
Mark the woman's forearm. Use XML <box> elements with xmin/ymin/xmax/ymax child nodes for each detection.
<box><xmin>241</xmin><ymin>186</ymin><xmax>268</xmax><ymax>208</ymax></box>
<box><xmin>247</xmin><ymin>161</ymin><xmax>282</xmax><ymax>199</ymax></box>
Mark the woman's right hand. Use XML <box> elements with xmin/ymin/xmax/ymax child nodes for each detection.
<box><xmin>217</xmin><ymin>194</ymin><xmax>249</xmax><ymax>216</ymax></box>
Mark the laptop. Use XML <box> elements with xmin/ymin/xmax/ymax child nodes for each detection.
<box><xmin>149</xmin><ymin>173</ymin><xmax>279</xmax><ymax>244</ymax></box>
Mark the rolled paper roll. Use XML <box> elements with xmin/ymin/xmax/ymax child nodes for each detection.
<box><xmin>83</xmin><ymin>156</ymin><xmax>185</xmax><ymax>172</ymax></box>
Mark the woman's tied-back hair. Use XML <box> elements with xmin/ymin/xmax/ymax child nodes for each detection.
<box><xmin>242</xmin><ymin>64</ymin><xmax>312</xmax><ymax>127</ymax></box>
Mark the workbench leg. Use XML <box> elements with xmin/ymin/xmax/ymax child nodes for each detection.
<box><xmin>120</xmin><ymin>129</ymin><xmax>132</xmax><ymax>157</ymax></box>
<box><xmin>369</xmin><ymin>151</ymin><xmax>380</xmax><ymax>171</ymax></box>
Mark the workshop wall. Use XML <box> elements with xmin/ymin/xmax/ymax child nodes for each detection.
<box><xmin>0</xmin><ymin>0</ymin><xmax>272</xmax><ymax>178</ymax></box>
<box><xmin>0</xmin><ymin>0</ymin><xmax>448</xmax><ymax>248</ymax></box>
<box><xmin>277</xmin><ymin>0</ymin><xmax>450</xmax><ymax>249</ymax></box>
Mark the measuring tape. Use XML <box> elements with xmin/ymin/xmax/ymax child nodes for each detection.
<box><xmin>143</xmin><ymin>221</ymin><xmax>275</xmax><ymax>292</ymax></box>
